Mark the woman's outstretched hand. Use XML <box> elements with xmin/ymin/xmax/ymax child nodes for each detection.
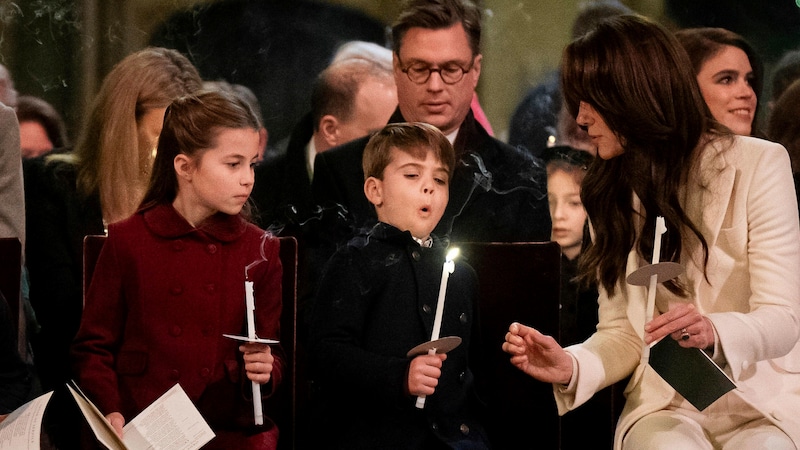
<box><xmin>502</xmin><ymin>322</ymin><xmax>574</xmax><ymax>385</ymax></box>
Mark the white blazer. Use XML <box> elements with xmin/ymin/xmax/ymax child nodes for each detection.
<box><xmin>556</xmin><ymin>135</ymin><xmax>800</xmax><ymax>449</ymax></box>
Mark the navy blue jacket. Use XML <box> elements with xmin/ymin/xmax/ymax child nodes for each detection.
<box><xmin>308</xmin><ymin>223</ymin><xmax>490</xmax><ymax>449</ymax></box>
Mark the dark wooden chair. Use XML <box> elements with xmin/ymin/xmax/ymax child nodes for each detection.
<box><xmin>273</xmin><ymin>236</ymin><xmax>298</xmax><ymax>450</ymax></box>
<box><xmin>82</xmin><ymin>234</ymin><xmax>299</xmax><ymax>450</ymax></box>
<box><xmin>458</xmin><ymin>241</ymin><xmax>626</xmax><ymax>450</ymax></box>
<box><xmin>457</xmin><ymin>241</ymin><xmax>562</xmax><ymax>449</ymax></box>
<box><xmin>0</xmin><ymin>237</ymin><xmax>22</xmax><ymax>350</ymax></box>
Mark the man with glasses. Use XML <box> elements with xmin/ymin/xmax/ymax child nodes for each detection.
<box><xmin>312</xmin><ymin>0</ymin><xmax>551</xmax><ymax>245</ymax></box>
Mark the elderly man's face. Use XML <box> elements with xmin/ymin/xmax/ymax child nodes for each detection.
<box><xmin>394</xmin><ymin>23</ymin><xmax>481</xmax><ymax>136</ymax></box>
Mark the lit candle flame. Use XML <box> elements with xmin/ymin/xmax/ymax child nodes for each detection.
<box><xmin>446</xmin><ymin>247</ymin><xmax>460</xmax><ymax>262</ymax></box>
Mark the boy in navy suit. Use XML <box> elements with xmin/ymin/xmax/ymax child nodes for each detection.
<box><xmin>308</xmin><ymin>122</ymin><xmax>490</xmax><ymax>449</ymax></box>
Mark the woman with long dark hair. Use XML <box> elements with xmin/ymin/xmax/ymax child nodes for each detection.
<box><xmin>503</xmin><ymin>15</ymin><xmax>800</xmax><ymax>449</ymax></box>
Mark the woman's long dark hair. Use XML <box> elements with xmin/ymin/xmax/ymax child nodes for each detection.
<box><xmin>561</xmin><ymin>15</ymin><xmax>723</xmax><ymax>296</ymax></box>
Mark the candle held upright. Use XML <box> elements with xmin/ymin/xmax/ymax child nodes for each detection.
<box><xmin>416</xmin><ymin>247</ymin><xmax>460</xmax><ymax>409</ymax></box>
<box><xmin>245</xmin><ymin>279</ymin><xmax>264</xmax><ymax>425</ymax></box>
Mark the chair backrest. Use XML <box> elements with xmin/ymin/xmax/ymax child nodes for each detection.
<box><xmin>274</xmin><ymin>236</ymin><xmax>298</xmax><ymax>450</ymax></box>
<box><xmin>456</xmin><ymin>241</ymin><xmax>562</xmax><ymax>449</ymax></box>
<box><xmin>82</xmin><ymin>234</ymin><xmax>299</xmax><ymax>450</ymax></box>
<box><xmin>0</xmin><ymin>237</ymin><xmax>22</xmax><ymax>350</ymax></box>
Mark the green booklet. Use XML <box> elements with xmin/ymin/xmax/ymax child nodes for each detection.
<box><xmin>648</xmin><ymin>336</ymin><xmax>736</xmax><ymax>411</ymax></box>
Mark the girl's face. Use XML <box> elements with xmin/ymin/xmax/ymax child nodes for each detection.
<box><xmin>576</xmin><ymin>101</ymin><xmax>624</xmax><ymax>160</ymax></box>
<box><xmin>695</xmin><ymin>45</ymin><xmax>757</xmax><ymax>135</ymax></box>
<box><xmin>175</xmin><ymin>127</ymin><xmax>260</xmax><ymax>225</ymax></box>
<box><xmin>548</xmin><ymin>168</ymin><xmax>587</xmax><ymax>260</ymax></box>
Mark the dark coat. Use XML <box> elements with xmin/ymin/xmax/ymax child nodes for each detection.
<box><xmin>558</xmin><ymin>254</ymin><xmax>599</xmax><ymax>347</ymax></box>
<box><xmin>71</xmin><ymin>204</ymin><xmax>285</xmax><ymax>448</ymax></box>
<box><xmin>308</xmin><ymin>223</ymin><xmax>490</xmax><ymax>450</ymax></box>
<box><xmin>507</xmin><ymin>71</ymin><xmax>561</xmax><ymax>159</ymax></box>
<box><xmin>0</xmin><ymin>292</ymin><xmax>33</xmax><ymax>413</ymax></box>
<box><xmin>312</xmin><ymin>108</ymin><xmax>551</xmax><ymax>248</ymax></box>
<box><xmin>250</xmin><ymin>112</ymin><xmax>348</xmax><ymax>345</ymax></box>
<box><xmin>251</xmin><ymin>112</ymin><xmax>315</xmax><ymax>234</ymax></box>
<box><xmin>22</xmin><ymin>156</ymin><xmax>105</xmax><ymax>391</ymax></box>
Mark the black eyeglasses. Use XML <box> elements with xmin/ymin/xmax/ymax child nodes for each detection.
<box><xmin>399</xmin><ymin>57</ymin><xmax>474</xmax><ymax>85</ymax></box>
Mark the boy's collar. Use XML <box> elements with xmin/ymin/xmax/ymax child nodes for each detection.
<box><xmin>370</xmin><ymin>222</ymin><xmax>436</xmax><ymax>248</ymax></box>
<box><xmin>412</xmin><ymin>235</ymin><xmax>433</xmax><ymax>248</ymax></box>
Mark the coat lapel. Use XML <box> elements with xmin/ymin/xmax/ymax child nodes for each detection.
<box><xmin>687</xmin><ymin>144</ymin><xmax>736</xmax><ymax>253</ymax></box>
<box><xmin>626</xmin><ymin>143</ymin><xmax>736</xmax><ymax>339</ymax></box>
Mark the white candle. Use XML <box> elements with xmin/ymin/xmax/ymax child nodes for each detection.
<box><xmin>430</xmin><ymin>247</ymin><xmax>460</xmax><ymax>341</ymax></box>
<box><xmin>416</xmin><ymin>247</ymin><xmax>459</xmax><ymax>409</ymax></box>
<box><xmin>651</xmin><ymin>217</ymin><xmax>666</xmax><ymax>266</ymax></box>
<box><xmin>245</xmin><ymin>281</ymin><xmax>257</xmax><ymax>340</ymax></box>
<box><xmin>245</xmin><ymin>279</ymin><xmax>263</xmax><ymax>425</ymax></box>
<box><xmin>647</xmin><ymin>217</ymin><xmax>668</xmax><ymax>316</ymax></box>
<box><xmin>641</xmin><ymin>216</ymin><xmax>667</xmax><ymax>363</ymax></box>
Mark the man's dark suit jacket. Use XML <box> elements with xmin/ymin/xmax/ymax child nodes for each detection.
<box><xmin>251</xmin><ymin>112</ymin><xmax>316</xmax><ymax>233</ymax></box>
<box><xmin>312</xmin><ymin>108</ymin><xmax>552</xmax><ymax>246</ymax></box>
<box><xmin>250</xmin><ymin>112</ymin><xmax>352</xmax><ymax>348</ymax></box>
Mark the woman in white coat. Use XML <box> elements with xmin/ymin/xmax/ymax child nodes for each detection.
<box><xmin>503</xmin><ymin>15</ymin><xmax>800</xmax><ymax>449</ymax></box>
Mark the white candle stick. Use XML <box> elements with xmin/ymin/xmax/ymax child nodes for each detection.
<box><xmin>416</xmin><ymin>247</ymin><xmax>459</xmax><ymax>409</ymax></box>
<box><xmin>431</xmin><ymin>248</ymin><xmax>459</xmax><ymax>341</ymax></box>
<box><xmin>245</xmin><ymin>280</ymin><xmax>264</xmax><ymax>425</ymax></box>
<box><xmin>641</xmin><ymin>216</ymin><xmax>667</xmax><ymax>363</ymax></box>
<box><xmin>245</xmin><ymin>281</ymin><xmax>257</xmax><ymax>340</ymax></box>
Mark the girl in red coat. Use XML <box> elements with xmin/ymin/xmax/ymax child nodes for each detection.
<box><xmin>71</xmin><ymin>89</ymin><xmax>284</xmax><ymax>449</ymax></box>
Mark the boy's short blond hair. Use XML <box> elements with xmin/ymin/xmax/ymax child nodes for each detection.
<box><xmin>362</xmin><ymin>122</ymin><xmax>455</xmax><ymax>180</ymax></box>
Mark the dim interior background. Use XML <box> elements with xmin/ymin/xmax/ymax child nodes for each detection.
<box><xmin>2</xmin><ymin>0</ymin><xmax>799</xmax><ymax>153</ymax></box>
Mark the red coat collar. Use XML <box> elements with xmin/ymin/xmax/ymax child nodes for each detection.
<box><xmin>141</xmin><ymin>203</ymin><xmax>249</xmax><ymax>242</ymax></box>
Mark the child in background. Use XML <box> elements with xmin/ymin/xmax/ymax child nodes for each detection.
<box><xmin>546</xmin><ymin>146</ymin><xmax>616</xmax><ymax>450</ymax></box>
<box><xmin>544</xmin><ymin>146</ymin><xmax>596</xmax><ymax>346</ymax></box>
<box><xmin>308</xmin><ymin>122</ymin><xmax>490</xmax><ymax>449</ymax></box>
<box><xmin>71</xmin><ymin>90</ymin><xmax>284</xmax><ymax>449</ymax></box>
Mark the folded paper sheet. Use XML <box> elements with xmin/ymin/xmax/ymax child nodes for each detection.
<box><xmin>648</xmin><ymin>334</ymin><xmax>736</xmax><ymax>411</ymax></box>
<box><xmin>0</xmin><ymin>383</ymin><xmax>214</xmax><ymax>450</ymax></box>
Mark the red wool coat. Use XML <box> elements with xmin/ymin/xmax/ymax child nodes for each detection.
<box><xmin>71</xmin><ymin>203</ymin><xmax>284</xmax><ymax>447</ymax></box>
